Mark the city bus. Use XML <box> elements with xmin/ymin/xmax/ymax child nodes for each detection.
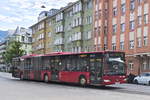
<box><xmin>12</xmin><ymin>51</ymin><xmax>127</xmax><ymax>86</ymax></box>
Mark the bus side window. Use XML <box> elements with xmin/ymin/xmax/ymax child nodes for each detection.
<box><xmin>61</xmin><ymin>56</ymin><xmax>66</xmax><ymax>71</ymax></box>
<box><xmin>50</xmin><ymin>57</ymin><xmax>55</xmax><ymax>71</ymax></box>
<box><xmin>41</xmin><ymin>57</ymin><xmax>49</xmax><ymax>70</ymax></box>
<box><xmin>55</xmin><ymin>56</ymin><xmax>62</xmax><ymax>71</ymax></box>
<box><xmin>89</xmin><ymin>58</ymin><xmax>95</xmax><ymax>71</ymax></box>
<box><xmin>77</xmin><ymin>54</ymin><xmax>89</xmax><ymax>72</ymax></box>
<box><xmin>66</xmin><ymin>56</ymin><xmax>72</xmax><ymax>71</ymax></box>
<box><xmin>71</xmin><ymin>56</ymin><xmax>77</xmax><ymax>71</ymax></box>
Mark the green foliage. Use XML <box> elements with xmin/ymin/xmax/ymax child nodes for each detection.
<box><xmin>3</xmin><ymin>41</ymin><xmax>25</xmax><ymax>64</ymax></box>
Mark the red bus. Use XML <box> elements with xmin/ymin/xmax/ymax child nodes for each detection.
<box><xmin>12</xmin><ymin>51</ymin><xmax>127</xmax><ymax>86</ymax></box>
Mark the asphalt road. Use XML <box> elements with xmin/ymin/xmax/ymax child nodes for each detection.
<box><xmin>0</xmin><ymin>72</ymin><xmax>150</xmax><ymax>100</ymax></box>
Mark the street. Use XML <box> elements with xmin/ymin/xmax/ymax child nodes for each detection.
<box><xmin>0</xmin><ymin>72</ymin><xmax>150</xmax><ymax>100</ymax></box>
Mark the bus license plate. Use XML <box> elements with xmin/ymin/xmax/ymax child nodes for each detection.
<box><xmin>115</xmin><ymin>82</ymin><xmax>120</xmax><ymax>84</ymax></box>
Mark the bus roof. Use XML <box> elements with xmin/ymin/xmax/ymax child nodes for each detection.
<box><xmin>43</xmin><ymin>51</ymin><xmax>124</xmax><ymax>57</ymax></box>
<box><xmin>20</xmin><ymin>51</ymin><xmax>125</xmax><ymax>58</ymax></box>
<box><xmin>21</xmin><ymin>54</ymin><xmax>40</xmax><ymax>59</ymax></box>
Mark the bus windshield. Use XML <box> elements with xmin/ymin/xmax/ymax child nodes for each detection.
<box><xmin>104</xmin><ymin>57</ymin><xmax>126</xmax><ymax>75</ymax></box>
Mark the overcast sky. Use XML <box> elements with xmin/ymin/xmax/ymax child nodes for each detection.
<box><xmin>0</xmin><ymin>0</ymin><xmax>77</xmax><ymax>31</ymax></box>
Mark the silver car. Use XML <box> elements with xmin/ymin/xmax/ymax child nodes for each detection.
<box><xmin>134</xmin><ymin>72</ymin><xmax>150</xmax><ymax>85</ymax></box>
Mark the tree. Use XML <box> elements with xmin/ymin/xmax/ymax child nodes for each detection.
<box><xmin>3</xmin><ymin>41</ymin><xmax>25</xmax><ymax>64</ymax></box>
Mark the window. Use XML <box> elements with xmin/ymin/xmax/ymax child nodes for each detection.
<box><xmin>55</xmin><ymin>25</ymin><xmax>63</xmax><ymax>33</ymax></box>
<box><xmin>144</xmin><ymin>14</ymin><xmax>148</xmax><ymax>24</ymax></box>
<box><xmin>37</xmin><ymin>33</ymin><xmax>44</xmax><ymax>40</ymax></box>
<box><xmin>104</xmin><ymin>44</ymin><xmax>107</xmax><ymax>50</ymax></box>
<box><xmin>22</xmin><ymin>36</ymin><xmax>25</xmax><ymax>42</ymax></box>
<box><xmin>121</xmin><ymin>23</ymin><xmax>125</xmax><ymax>32</ymax></box>
<box><xmin>48</xmin><ymin>21</ymin><xmax>51</xmax><ymax>26</ymax></box>
<box><xmin>137</xmin><ymin>0</ymin><xmax>143</xmax><ymax>4</ymax></box>
<box><xmin>38</xmin><ymin>23</ymin><xmax>44</xmax><ymax>30</ymax></box>
<box><xmin>87</xmin><ymin>31</ymin><xmax>92</xmax><ymax>39</ymax></box>
<box><xmin>121</xmin><ymin>4</ymin><xmax>126</xmax><ymax>15</ymax></box>
<box><xmin>113</xmin><ymin>7</ymin><xmax>117</xmax><ymax>16</ymax></box>
<box><xmin>143</xmin><ymin>36</ymin><xmax>148</xmax><ymax>46</ymax></box>
<box><xmin>129</xmin><ymin>40</ymin><xmax>134</xmax><ymax>49</ymax></box>
<box><xmin>130</xmin><ymin>0</ymin><xmax>135</xmax><ymax>11</ymax></box>
<box><xmin>130</xmin><ymin>21</ymin><xmax>135</xmax><ymax>30</ymax></box>
<box><xmin>73</xmin><ymin>2</ymin><xmax>82</xmax><ymax>13</ymax></box>
<box><xmin>72</xmin><ymin>17</ymin><xmax>82</xmax><ymax>27</ymax></box>
<box><xmin>143</xmin><ymin>61</ymin><xmax>147</xmax><ymax>70</ymax></box>
<box><xmin>86</xmin><ymin>0</ymin><xmax>92</xmax><ymax>9</ymax></box>
<box><xmin>137</xmin><ymin>16</ymin><xmax>142</xmax><ymax>25</ymax></box>
<box><xmin>28</xmin><ymin>37</ymin><xmax>32</xmax><ymax>43</ymax></box>
<box><xmin>56</xmin><ymin>13</ymin><xmax>63</xmax><ymax>22</ymax></box>
<box><xmin>86</xmin><ymin>16</ymin><xmax>92</xmax><ymax>24</ymax></box>
<box><xmin>129</xmin><ymin>62</ymin><xmax>134</xmax><ymax>70</ymax></box>
<box><xmin>48</xmin><ymin>32</ymin><xmax>52</xmax><ymax>37</ymax></box>
<box><xmin>112</xmin><ymin>43</ymin><xmax>116</xmax><ymax>50</ymax></box>
<box><xmin>113</xmin><ymin>24</ymin><xmax>117</xmax><ymax>34</ymax></box>
<box><xmin>104</xmin><ymin>26</ymin><xmax>107</xmax><ymax>34</ymax></box>
<box><xmin>137</xmin><ymin>37</ymin><xmax>142</xmax><ymax>47</ymax></box>
<box><xmin>120</xmin><ymin>42</ymin><xmax>124</xmax><ymax>50</ymax></box>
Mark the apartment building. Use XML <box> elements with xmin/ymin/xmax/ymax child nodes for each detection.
<box><xmin>94</xmin><ymin>0</ymin><xmax>150</xmax><ymax>75</ymax></box>
<box><xmin>31</xmin><ymin>0</ymin><xmax>94</xmax><ymax>54</ymax></box>
<box><xmin>8</xmin><ymin>27</ymin><xmax>32</xmax><ymax>55</ymax></box>
<box><xmin>31</xmin><ymin>9</ymin><xmax>59</xmax><ymax>54</ymax></box>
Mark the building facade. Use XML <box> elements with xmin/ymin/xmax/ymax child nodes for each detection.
<box><xmin>31</xmin><ymin>0</ymin><xmax>150</xmax><ymax>75</ymax></box>
<box><xmin>31</xmin><ymin>0</ymin><xmax>94</xmax><ymax>53</ymax></box>
<box><xmin>94</xmin><ymin>0</ymin><xmax>150</xmax><ymax>75</ymax></box>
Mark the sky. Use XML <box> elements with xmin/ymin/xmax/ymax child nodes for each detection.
<box><xmin>0</xmin><ymin>0</ymin><xmax>77</xmax><ymax>31</ymax></box>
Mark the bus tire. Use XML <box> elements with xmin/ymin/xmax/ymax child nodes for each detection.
<box><xmin>44</xmin><ymin>74</ymin><xmax>49</xmax><ymax>83</ymax></box>
<box><xmin>79</xmin><ymin>76</ymin><xmax>87</xmax><ymax>86</ymax></box>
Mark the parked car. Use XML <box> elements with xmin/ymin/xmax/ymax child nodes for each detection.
<box><xmin>133</xmin><ymin>72</ymin><xmax>150</xmax><ymax>85</ymax></box>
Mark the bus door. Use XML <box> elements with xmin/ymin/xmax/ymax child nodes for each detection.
<box><xmin>89</xmin><ymin>54</ymin><xmax>103</xmax><ymax>84</ymax></box>
<box><xmin>23</xmin><ymin>58</ymin><xmax>32</xmax><ymax>79</ymax></box>
<box><xmin>50</xmin><ymin>56</ymin><xmax>60</xmax><ymax>81</ymax></box>
<box><xmin>33</xmin><ymin>57</ymin><xmax>42</xmax><ymax>81</ymax></box>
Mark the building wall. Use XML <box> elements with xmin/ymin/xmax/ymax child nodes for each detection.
<box><xmin>31</xmin><ymin>0</ymin><xmax>150</xmax><ymax>75</ymax></box>
<box><xmin>32</xmin><ymin>21</ymin><xmax>45</xmax><ymax>54</ymax></box>
<box><xmin>53</xmin><ymin>12</ymin><xmax>64</xmax><ymax>52</ymax></box>
<box><xmin>31</xmin><ymin>0</ymin><xmax>94</xmax><ymax>54</ymax></box>
<box><xmin>64</xmin><ymin>0</ymin><xmax>83</xmax><ymax>52</ymax></box>
<box><xmin>45</xmin><ymin>18</ymin><xmax>53</xmax><ymax>53</ymax></box>
<box><xmin>82</xmin><ymin>0</ymin><xmax>94</xmax><ymax>52</ymax></box>
<box><xmin>93</xmin><ymin>0</ymin><xmax>108</xmax><ymax>51</ymax></box>
<box><xmin>94</xmin><ymin>0</ymin><xmax>150</xmax><ymax>75</ymax></box>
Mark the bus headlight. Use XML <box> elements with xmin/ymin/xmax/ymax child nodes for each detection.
<box><xmin>124</xmin><ymin>78</ymin><xmax>127</xmax><ymax>81</ymax></box>
<box><xmin>103</xmin><ymin>79</ymin><xmax>111</xmax><ymax>82</ymax></box>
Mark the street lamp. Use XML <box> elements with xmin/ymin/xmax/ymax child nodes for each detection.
<box><xmin>41</xmin><ymin>5</ymin><xmax>46</xmax><ymax>8</ymax></box>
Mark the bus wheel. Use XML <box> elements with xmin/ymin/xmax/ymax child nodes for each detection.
<box><xmin>79</xmin><ymin>76</ymin><xmax>87</xmax><ymax>86</ymax></box>
<box><xmin>44</xmin><ymin>74</ymin><xmax>49</xmax><ymax>83</ymax></box>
